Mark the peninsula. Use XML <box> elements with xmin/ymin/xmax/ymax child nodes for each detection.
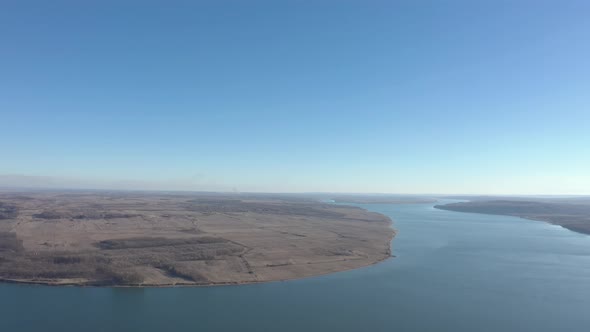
<box><xmin>0</xmin><ymin>191</ymin><xmax>394</xmax><ymax>286</ymax></box>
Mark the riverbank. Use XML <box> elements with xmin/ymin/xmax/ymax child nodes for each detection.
<box><xmin>434</xmin><ymin>200</ymin><xmax>590</xmax><ymax>235</ymax></box>
<box><xmin>0</xmin><ymin>191</ymin><xmax>395</xmax><ymax>287</ymax></box>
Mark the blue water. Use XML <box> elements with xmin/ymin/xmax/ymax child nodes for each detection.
<box><xmin>2</xmin><ymin>202</ymin><xmax>590</xmax><ymax>331</ymax></box>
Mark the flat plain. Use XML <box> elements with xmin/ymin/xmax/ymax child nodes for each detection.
<box><xmin>0</xmin><ymin>191</ymin><xmax>394</xmax><ymax>286</ymax></box>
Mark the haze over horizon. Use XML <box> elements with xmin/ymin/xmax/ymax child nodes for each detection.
<box><xmin>2</xmin><ymin>1</ymin><xmax>589</xmax><ymax>195</ymax></box>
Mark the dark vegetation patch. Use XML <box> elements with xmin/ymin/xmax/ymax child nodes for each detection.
<box><xmin>95</xmin><ymin>266</ymin><xmax>144</xmax><ymax>285</ymax></box>
<box><xmin>0</xmin><ymin>232</ymin><xmax>23</xmax><ymax>252</ymax></box>
<box><xmin>1</xmin><ymin>195</ymin><xmax>33</xmax><ymax>201</ymax></box>
<box><xmin>0</xmin><ymin>252</ymin><xmax>120</xmax><ymax>283</ymax></box>
<box><xmin>154</xmin><ymin>262</ymin><xmax>208</xmax><ymax>283</ymax></box>
<box><xmin>0</xmin><ymin>202</ymin><xmax>18</xmax><ymax>220</ymax></box>
<box><xmin>0</xmin><ymin>251</ymin><xmax>140</xmax><ymax>285</ymax></box>
<box><xmin>72</xmin><ymin>212</ymin><xmax>139</xmax><ymax>220</ymax></box>
<box><xmin>53</xmin><ymin>256</ymin><xmax>83</xmax><ymax>264</ymax></box>
<box><xmin>96</xmin><ymin>236</ymin><xmax>226</xmax><ymax>250</ymax></box>
<box><xmin>178</xmin><ymin>227</ymin><xmax>203</xmax><ymax>234</ymax></box>
<box><xmin>32</xmin><ymin>211</ymin><xmax>64</xmax><ymax>219</ymax></box>
<box><xmin>33</xmin><ymin>210</ymin><xmax>139</xmax><ymax>220</ymax></box>
<box><xmin>0</xmin><ymin>236</ymin><xmax>243</xmax><ymax>285</ymax></box>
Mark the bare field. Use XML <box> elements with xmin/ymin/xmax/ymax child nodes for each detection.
<box><xmin>0</xmin><ymin>191</ymin><xmax>394</xmax><ymax>286</ymax></box>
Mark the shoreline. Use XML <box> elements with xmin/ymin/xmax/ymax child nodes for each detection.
<box><xmin>0</xmin><ymin>205</ymin><xmax>396</xmax><ymax>288</ymax></box>
<box><xmin>0</xmin><ymin>253</ymin><xmax>395</xmax><ymax>289</ymax></box>
<box><xmin>434</xmin><ymin>203</ymin><xmax>590</xmax><ymax>236</ymax></box>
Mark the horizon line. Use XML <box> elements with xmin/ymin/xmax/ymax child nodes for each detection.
<box><xmin>1</xmin><ymin>186</ymin><xmax>589</xmax><ymax>197</ymax></box>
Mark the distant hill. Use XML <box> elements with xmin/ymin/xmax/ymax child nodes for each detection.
<box><xmin>435</xmin><ymin>200</ymin><xmax>590</xmax><ymax>235</ymax></box>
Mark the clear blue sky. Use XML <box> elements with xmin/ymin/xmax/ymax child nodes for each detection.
<box><xmin>1</xmin><ymin>0</ymin><xmax>589</xmax><ymax>194</ymax></box>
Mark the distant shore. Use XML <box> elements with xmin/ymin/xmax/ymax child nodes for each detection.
<box><xmin>435</xmin><ymin>200</ymin><xmax>590</xmax><ymax>236</ymax></box>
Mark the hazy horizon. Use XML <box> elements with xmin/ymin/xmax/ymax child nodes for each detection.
<box><xmin>1</xmin><ymin>173</ymin><xmax>589</xmax><ymax>197</ymax></box>
<box><xmin>2</xmin><ymin>1</ymin><xmax>589</xmax><ymax>194</ymax></box>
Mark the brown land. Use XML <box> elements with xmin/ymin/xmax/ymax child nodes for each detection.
<box><xmin>435</xmin><ymin>199</ymin><xmax>590</xmax><ymax>235</ymax></box>
<box><xmin>0</xmin><ymin>191</ymin><xmax>394</xmax><ymax>286</ymax></box>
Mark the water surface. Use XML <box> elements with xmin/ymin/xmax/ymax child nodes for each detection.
<box><xmin>1</xmin><ymin>202</ymin><xmax>590</xmax><ymax>331</ymax></box>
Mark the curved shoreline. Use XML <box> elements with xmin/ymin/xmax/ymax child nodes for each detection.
<box><xmin>0</xmin><ymin>251</ymin><xmax>395</xmax><ymax>288</ymax></box>
<box><xmin>434</xmin><ymin>200</ymin><xmax>590</xmax><ymax>236</ymax></box>
<box><xmin>0</xmin><ymin>234</ymin><xmax>396</xmax><ymax>288</ymax></box>
<box><xmin>0</xmin><ymin>195</ymin><xmax>396</xmax><ymax>288</ymax></box>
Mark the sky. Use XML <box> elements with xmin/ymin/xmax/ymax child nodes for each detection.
<box><xmin>1</xmin><ymin>0</ymin><xmax>589</xmax><ymax>194</ymax></box>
